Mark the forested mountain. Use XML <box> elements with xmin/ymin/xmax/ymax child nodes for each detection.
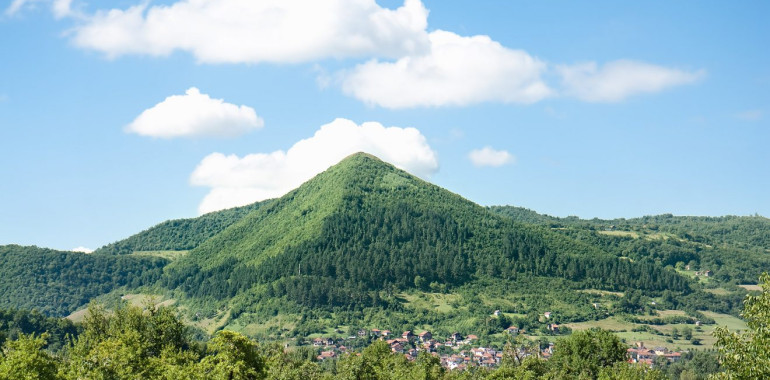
<box><xmin>0</xmin><ymin>245</ymin><xmax>167</xmax><ymax>316</ymax></box>
<box><xmin>489</xmin><ymin>206</ymin><xmax>770</xmax><ymax>284</ymax></box>
<box><xmin>95</xmin><ymin>200</ymin><xmax>270</xmax><ymax>255</ymax></box>
<box><xmin>162</xmin><ymin>153</ymin><xmax>689</xmax><ymax>312</ymax></box>
<box><xmin>1</xmin><ymin>153</ymin><xmax>767</xmax><ymax>343</ymax></box>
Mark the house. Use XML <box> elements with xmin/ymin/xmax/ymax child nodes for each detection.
<box><xmin>505</xmin><ymin>326</ymin><xmax>520</xmax><ymax>335</ymax></box>
<box><xmin>402</xmin><ymin>331</ymin><xmax>414</xmax><ymax>340</ymax></box>
<box><xmin>312</xmin><ymin>338</ymin><xmax>324</xmax><ymax>347</ymax></box>
<box><xmin>358</xmin><ymin>329</ymin><xmax>368</xmax><ymax>337</ymax></box>
<box><xmin>543</xmin><ymin>312</ymin><xmax>552</xmax><ymax>319</ymax></box>
<box><xmin>548</xmin><ymin>324</ymin><xmax>560</xmax><ymax>333</ymax></box>
<box><xmin>371</xmin><ymin>328</ymin><xmax>381</xmax><ymax>336</ymax></box>
<box><xmin>418</xmin><ymin>331</ymin><xmax>432</xmax><ymax>342</ymax></box>
<box><xmin>317</xmin><ymin>351</ymin><xmax>337</xmax><ymax>361</ymax></box>
<box><xmin>493</xmin><ymin>310</ymin><xmax>501</xmax><ymax>317</ymax></box>
<box><xmin>381</xmin><ymin>330</ymin><xmax>391</xmax><ymax>337</ymax></box>
<box><xmin>450</xmin><ymin>332</ymin><xmax>463</xmax><ymax>343</ymax></box>
<box><xmin>466</xmin><ymin>334</ymin><xmax>478</xmax><ymax>342</ymax></box>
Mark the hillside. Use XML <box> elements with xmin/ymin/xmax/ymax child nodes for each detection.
<box><xmin>0</xmin><ymin>245</ymin><xmax>167</xmax><ymax>316</ymax></box>
<box><xmin>1</xmin><ymin>153</ymin><xmax>766</xmax><ymax>344</ymax></box>
<box><xmin>157</xmin><ymin>153</ymin><xmax>692</xmax><ymax>336</ymax></box>
<box><xmin>95</xmin><ymin>200</ymin><xmax>269</xmax><ymax>255</ymax></box>
<box><xmin>489</xmin><ymin>206</ymin><xmax>770</xmax><ymax>285</ymax></box>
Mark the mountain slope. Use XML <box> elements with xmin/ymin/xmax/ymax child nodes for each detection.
<box><xmin>490</xmin><ymin>206</ymin><xmax>770</xmax><ymax>284</ymax></box>
<box><xmin>0</xmin><ymin>245</ymin><xmax>167</xmax><ymax>316</ymax></box>
<box><xmin>163</xmin><ymin>153</ymin><xmax>690</xmax><ymax>310</ymax></box>
<box><xmin>95</xmin><ymin>201</ymin><xmax>269</xmax><ymax>255</ymax></box>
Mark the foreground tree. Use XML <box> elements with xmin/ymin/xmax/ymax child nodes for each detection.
<box><xmin>0</xmin><ymin>333</ymin><xmax>61</xmax><ymax>380</ymax></box>
<box><xmin>712</xmin><ymin>273</ymin><xmax>770</xmax><ymax>379</ymax></box>
<box><xmin>547</xmin><ymin>328</ymin><xmax>627</xmax><ymax>379</ymax></box>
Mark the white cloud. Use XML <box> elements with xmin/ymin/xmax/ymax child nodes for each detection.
<box><xmin>339</xmin><ymin>30</ymin><xmax>551</xmax><ymax>108</ymax></box>
<box><xmin>191</xmin><ymin>118</ymin><xmax>438</xmax><ymax>213</ymax></box>
<box><xmin>5</xmin><ymin>0</ymin><xmax>32</xmax><ymax>16</ymax></box>
<box><xmin>69</xmin><ymin>0</ymin><xmax>430</xmax><ymax>63</ymax></box>
<box><xmin>4</xmin><ymin>0</ymin><xmax>75</xmax><ymax>18</ymax></box>
<box><xmin>736</xmin><ymin>109</ymin><xmax>763</xmax><ymax>121</ymax></box>
<box><xmin>71</xmin><ymin>246</ymin><xmax>93</xmax><ymax>253</ymax></box>
<box><xmin>52</xmin><ymin>0</ymin><xmax>74</xmax><ymax>18</ymax></box>
<box><xmin>468</xmin><ymin>146</ymin><xmax>514</xmax><ymax>167</ymax></box>
<box><xmin>558</xmin><ymin>60</ymin><xmax>704</xmax><ymax>102</ymax></box>
<box><xmin>126</xmin><ymin>87</ymin><xmax>263</xmax><ymax>138</ymax></box>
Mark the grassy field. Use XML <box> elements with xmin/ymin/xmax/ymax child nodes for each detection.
<box><xmin>597</xmin><ymin>230</ymin><xmax>640</xmax><ymax>238</ymax></box>
<box><xmin>739</xmin><ymin>284</ymin><xmax>762</xmax><ymax>292</ymax></box>
<box><xmin>705</xmin><ymin>288</ymin><xmax>732</xmax><ymax>295</ymax></box>
<box><xmin>131</xmin><ymin>250</ymin><xmax>189</xmax><ymax>260</ymax></box>
<box><xmin>399</xmin><ymin>292</ymin><xmax>464</xmax><ymax>313</ymax></box>
<box><xmin>563</xmin><ymin>310</ymin><xmax>747</xmax><ymax>350</ymax></box>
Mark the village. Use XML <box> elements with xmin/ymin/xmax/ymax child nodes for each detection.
<box><xmin>308</xmin><ymin>321</ymin><xmax>686</xmax><ymax>370</ymax></box>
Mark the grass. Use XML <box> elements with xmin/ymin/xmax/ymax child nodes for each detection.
<box><xmin>563</xmin><ymin>310</ymin><xmax>747</xmax><ymax>350</ymax></box>
<box><xmin>702</xmin><ymin>311</ymin><xmax>747</xmax><ymax>332</ymax></box>
<box><xmin>656</xmin><ymin>310</ymin><xmax>688</xmax><ymax>317</ymax></box>
<box><xmin>578</xmin><ymin>289</ymin><xmax>624</xmax><ymax>297</ymax></box>
<box><xmin>598</xmin><ymin>231</ymin><xmax>639</xmax><ymax>238</ymax></box>
<box><xmin>705</xmin><ymin>288</ymin><xmax>732</xmax><ymax>295</ymax></box>
<box><xmin>563</xmin><ymin>316</ymin><xmax>631</xmax><ymax>332</ymax></box>
<box><xmin>739</xmin><ymin>284</ymin><xmax>762</xmax><ymax>292</ymax></box>
<box><xmin>399</xmin><ymin>292</ymin><xmax>463</xmax><ymax>313</ymax></box>
<box><xmin>131</xmin><ymin>250</ymin><xmax>189</xmax><ymax>260</ymax></box>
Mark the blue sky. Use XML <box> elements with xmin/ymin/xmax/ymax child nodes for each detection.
<box><xmin>0</xmin><ymin>0</ymin><xmax>768</xmax><ymax>251</ymax></box>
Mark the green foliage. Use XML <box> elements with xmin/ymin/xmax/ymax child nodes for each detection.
<box><xmin>0</xmin><ymin>245</ymin><xmax>167</xmax><ymax>316</ymax></box>
<box><xmin>490</xmin><ymin>206</ymin><xmax>770</xmax><ymax>286</ymax></box>
<box><xmin>0</xmin><ymin>308</ymin><xmax>78</xmax><ymax>352</ymax></box>
<box><xmin>163</xmin><ymin>153</ymin><xmax>690</xmax><ymax>316</ymax></box>
<box><xmin>597</xmin><ymin>362</ymin><xmax>665</xmax><ymax>380</ymax></box>
<box><xmin>95</xmin><ymin>201</ymin><xmax>268</xmax><ymax>255</ymax></box>
<box><xmin>713</xmin><ymin>272</ymin><xmax>770</xmax><ymax>379</ymax></box>
<box><xmin>0</xmin><ymin>305</ymin><xmax>727</xmax><ymax>380</ymax></box>
<box><xmin>547</xmin><ymin>328</ymin><xmax>627</xmax><ymax>379</ymax></box>
<box><xmin>0</xmin><ymin>333</ymin><xmax>61</xmax><ymax>380</ymax></box>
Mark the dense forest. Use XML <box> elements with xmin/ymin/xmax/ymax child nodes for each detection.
<box><xmin>489</xmin><ymin>206</ymin><xmax>770</xmax><ymax>284</ymax></box>
<box><xmin>0</xmin><ymin>245</ymin><xmax>167</xmax><ymax>316</ymax></box>
<box><xmin>162</xmin><ymin>154</ymin><xmax>689</xmax><ymax>314</ymax></box>
<box><xmin>95</xmin><ymin>200</ymin><xmax>269</xmax><ymax>255</ymax></box>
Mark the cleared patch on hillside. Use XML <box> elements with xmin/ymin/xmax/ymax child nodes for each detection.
<box><xmin>131</xmin><ymin>250</ymin><xmax>189</xmax><ymax>260</ymax></box>
<box><xmin>598</xmin><ymin>231</ymin><xmax>639</xmax><ymax>238</ymax></box>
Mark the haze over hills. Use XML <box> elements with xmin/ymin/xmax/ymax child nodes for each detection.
<box><xmin>0</xmin><ymin>153</ymin><xmax>765</xmax><ymax>343</ymax></box>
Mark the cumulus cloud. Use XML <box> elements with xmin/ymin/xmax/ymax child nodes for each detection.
<box><xmin>190</xmin><ymin>118</ymin><xmax>438</xmax><ymax>213</ymax></box>
<box><xmin>69</xmin><ymin>0</ymin><xmax>429</xmax><ymax>63</ymax></box>
<box><xmin>339</xmin><ymin>30</ymin><xmax>551</xmax><ymax>108</ymax></box>
<box><xmin>558</xmin><ymin>60</ymin><xmax>704</xmax><ymax>102</ymax></box>
<box><xmin>4</xmin><ymin>0</ymin><xmax>75</xmax><ymax>18</ymax></box>
<box><xmin>126</xmin><ymin>87</ymin><xmax>263</xmax><ymax>138</ymax></box>
<box><xmin>468</xmin><ymin>147</ymin><xmax>514</xmax><ymax>167</ymax></box>
<box><xmin>52</xmin><ymin>0</ymin><xmax>75</xmax><ymax>18</ymax></box>
<box><xmin>71</xmin><ymin>246</ymin><xmax>93</xmax><ymax>253</ymax></box>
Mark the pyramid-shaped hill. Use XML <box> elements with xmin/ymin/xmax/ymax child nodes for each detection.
<box><xmin>163</xmin><ymin>153</ymin><xmax>689</xmax><ymax>308</ymax></box>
